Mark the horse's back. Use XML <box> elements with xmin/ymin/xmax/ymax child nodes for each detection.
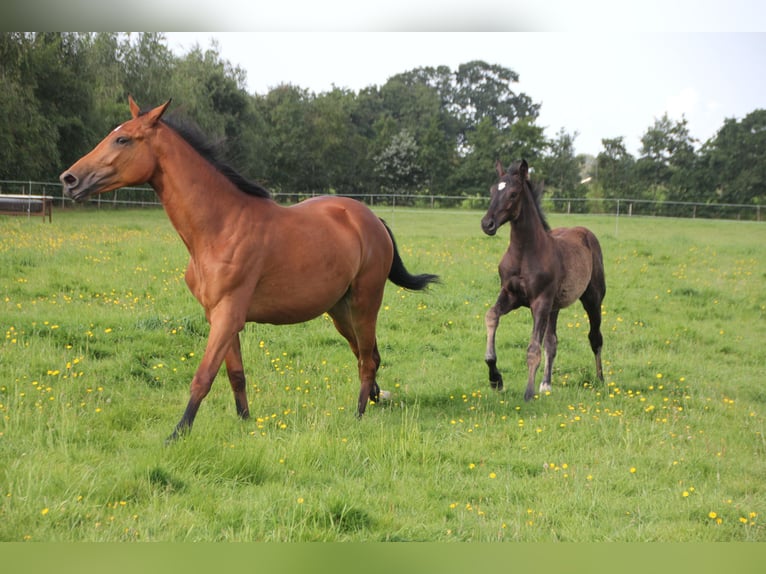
<box><xmin>235</xmin><ymin>196</ymin><xmax>394</xmax><ymax>324</ymax></box>
<box><xmin>550</xmin><ymin>226</ymin><xmax>604</xmax><ymax>306</ymax></box>
<box><xmin>295</xmin><ymin>194</ymin><xmax>392</xmax><ymax>252</ymax></box>
<box><xmin>288</xmin><ymin>195</ymin><xmax>383</xmax><ymax>238</ymax></box>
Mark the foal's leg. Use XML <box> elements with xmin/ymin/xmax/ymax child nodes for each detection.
<box><xmin>580</xmin><ymin>286</ymin><xmax>605</xmax><ymax>382</ymax></box>
<box><xmin>485</xmin><ymin>289</ymin><xmax>518</xmax><ymax>391</ymax></box>
<box><xmin>525</xmin><ymin>300</ymin><xmax>551</xmax><ymax>401</ymax></box>
<box><xmin>167</xmin><ymin>307</ymin><xmax>244</xmax><ymax>442</ymax></box>
<box><xmin>540</xmin><ymin>308</ymin><xmax>560</xmax><ymax>394</ymax></box>
<box><xmin>225</xmin><ymin>333</ymin><xmax>250</xmax><ymax>420</ymax></box>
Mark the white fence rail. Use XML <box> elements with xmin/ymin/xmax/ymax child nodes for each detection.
<box><xmin>1</xmin><ymin>180</ymin><xmax>762</xmax><ymax>222</ymax></box>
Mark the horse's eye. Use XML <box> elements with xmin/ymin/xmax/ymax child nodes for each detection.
<box><xmin>115</xmin><ymin>136</ymin><xmax>131</xmax><ymax>145</ymax></box>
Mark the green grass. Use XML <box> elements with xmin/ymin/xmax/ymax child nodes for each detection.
<box><xmin>1</xmin><ymin>206</ymin><xmax>764</xmax><ymax>541</ymax></box>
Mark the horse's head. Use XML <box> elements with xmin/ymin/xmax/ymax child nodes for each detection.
<box><xmin>481</xmin><ymin>159</ymin><xmax>529</xmax><ymax>236</ymax></box>
<box><xmin>60</xmin><ymin>96</ymin><xmax>171</xmax><ymax>202</ymax></box>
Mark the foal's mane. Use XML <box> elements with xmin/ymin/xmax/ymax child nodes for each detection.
<box><xmin>145</xmin><ymin>109</ymin><xmax>271</xmax><ymax>199</ymax></box>
<box><xmin>510</xmin><ymin>160</ymin><xmax>550</xmax><ymax>232</ymax></box>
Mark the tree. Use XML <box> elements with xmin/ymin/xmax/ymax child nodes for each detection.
<box><xmin>596</xmin><ymin>137</ymin><xmax>636</xmax><ymax>200</ymax></box>
<box><xmin>308</xmin><ymin>88</ymin><xmax>370</xmax><ymax>196</ymax></box>
<box><xmin>0</xmin><ymin>77</ymin><xmax>60</xmax><ymax>180</ymax></box>
<box><xmin>447</xmin><ymin>117</ymin><xmax>503</xmax><ymax>197</ymax></box>
<box><xmin>86</xmin><ymin>33</ymin><xmax>129</xmax><ymax>132</ymax></box>
<box><xmin>500</xmin><ymin>116</ymin><xmax>548</xmax><ymax>166</ymax></box>
<box><xmin>451</xmin><ymin>60</ymin><xmax>540</xmax><ymax>135</ymax></box>
<box><xmin>636</xmin><ymin>113</ymin><xmax>697</xmax><ymax>206</ymax></box>
<box><xmin>0</xmin><ymin>32</ymin><xmax>30</xmax><ymax>82</ymax></box>
<box><xmin>25</xmin><ymin>33</ymin><xmax>97</xmax><ymax>168</ymax></box>
<box><xmin>540</xmin><ymin>128</ymin><xmax>585</xmax><ymax>211</ymax></box>
<box><xmin>122</xmin><ymin>33</ymin><xmax>175</xmax><ymax>110</ymax></box>
<box><xmin>374</xmin><ymin>129</ymin><xmax>424</xmax><ymax>202</ymax></box>
<box><xmin>374</xmin><ymin>72</ymin><xmax>455</xmax><ymax>195</ymax></box>
<box><xmin>698</xmin><ymin>109</ymin><xmax>766</xmax><ymax>207</ymax></box>
<box><xmin>254</xmin><ymin>84</ymin><xmax>317</xmax><ymax>195</ymax></box>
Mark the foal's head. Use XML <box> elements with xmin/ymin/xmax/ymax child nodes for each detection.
<box><xmin>482</xmin><ymin>159</ymin><xmax>534</xmax><ymax>236</ymax></box>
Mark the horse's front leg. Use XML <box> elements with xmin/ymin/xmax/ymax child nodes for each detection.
<box><xmin>485</xmin><ymin>289</ymin><xmax>517</xmax><ymax>391</ymax></box>
<box><xmin>525</xmin><ymin>300</ymin><xmax>551</xmax><ymax>401</ymax></box>
<box><xmin>167</xmin><ymin>308</ymin><xmax>245</xmax><ymax>443</ymax></box>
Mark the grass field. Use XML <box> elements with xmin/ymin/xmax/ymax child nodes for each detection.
<box><xmin>0</xmin><ymin>206</ymin><xmax>764</xmax><ymax>541</ymax></box>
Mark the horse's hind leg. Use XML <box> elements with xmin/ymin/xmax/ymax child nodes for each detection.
<box><xmin>580</xmin><ymin>286</ymin><xmax>604</xmax><ymax>382</ymax></box>
<box><xmin>524</xmin><ymin>300</ymin><xmax>551</xmax><ymax>401</ymax></box>
<box><xmin>329</xmin><ymin>298</ymin><xmax>382</xmax><ymax>417</ymax></box>
<box><xmin>485</xmin><ymin>289</ymin><xmax>519</xmax><ymax>391</ymax></box>
<box><xmin>540</xmin><ymin>308</ymin><xmax>560</xmax><ymax>394</ymax></box>
<box><xmin>225</xmin><ymin>333</ymin><xmax>250</xmax><ymax>419</ymax></box>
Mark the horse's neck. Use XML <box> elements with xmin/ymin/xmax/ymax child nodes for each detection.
<box><xmin>509</xmin><ymin>192</ymin><xmax>550</xmax><ymax>254</ymax></box>
<box><xmin>148</xmin><ymin>129</ymin><xmax>265</xmax><ymax>253</ymax></box>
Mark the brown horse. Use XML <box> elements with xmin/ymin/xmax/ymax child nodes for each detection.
<box><xmin>481</xmin><ymin>159</ymin><xmax>605</xmax><ymax>401</ymax></box>
<box><xmin>60</xmin><ymin>96</ymin><xmax>438</xmax><ymax>441</ymax></box>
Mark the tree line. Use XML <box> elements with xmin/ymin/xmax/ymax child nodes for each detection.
<box><xmin>1</xmin><ymin>32</ymin><xmax>763</xmax><ymax>216</ymax></box>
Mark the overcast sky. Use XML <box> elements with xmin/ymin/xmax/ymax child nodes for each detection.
<box><xmin>163</xmin><ymin>30</ymin><xmax>764</xmax><ymax>157</ymax></box>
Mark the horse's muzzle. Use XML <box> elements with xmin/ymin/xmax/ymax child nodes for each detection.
<box><xmin>59</xmin><ymin>171</ymin><xmax>91</xmax><ymax>202</ymax></box>
<box><xmin>481</xmin><ymin>217</ymin><xmax>498</xmax><ymax>236</ymax></box>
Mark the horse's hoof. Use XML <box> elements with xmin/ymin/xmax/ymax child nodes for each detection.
<box><xmin>165</xmin><ymin>422</ymin><xmax>190</xmax><ymax>444</ymax></box>
<box><xmin>489</xmin><ymin>375</ymin><xmax>503</xmax><ymax>391</ymax></box>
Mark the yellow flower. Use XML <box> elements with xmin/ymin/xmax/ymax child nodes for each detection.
<box><xmin>708</xmin><ymin>511</ymin><xmax>717</xmax><ymax>519</ymax></box>
<box><xmin>489</xmin><ymin>472</ymin><xmax>497</xmax><ymax>479</ymax></box>
<box><xmin>41</xmin><ymin>508</ymin><xmax>49</xmax><ymax>516</ymax></box>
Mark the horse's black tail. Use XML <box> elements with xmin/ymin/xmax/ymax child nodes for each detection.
<box><xmin>381</xmin><ymin>220</ymin><xmax>440</xmax><ymax>291</ymax></box>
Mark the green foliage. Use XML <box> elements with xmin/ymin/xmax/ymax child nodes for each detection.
<box><xmin>597</xmin><ymin>137</ymin><xmax>637</xmax><ymax>200</ymax></box>
<box><xmin>0</xmin><ymin>208</ymin><xmax>764</xmax><ymax>541</ymax></box>
<box><xmin>0</xmin><ymin>33</ymin><xmax>764</xmax><ymax>212</ymax></box>
<box><xmin>697</xmin><ymin>109</ymin><xmax>766</xmax><ymax>206</ymax></box>
<box><xmin>0</xmin><ymin>77</ymin><xmax>60</xmax><ymax>179</ymax></box>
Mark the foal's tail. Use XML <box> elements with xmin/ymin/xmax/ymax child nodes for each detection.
<box><xmin>381</xmin><ymin>220</ymin><xmax>440</xmax><ymax>291</ymax></box>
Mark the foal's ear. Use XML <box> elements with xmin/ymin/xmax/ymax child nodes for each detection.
<box><xmin>519</xmin><ymin>159</ymin><xmax>529</xmax><ymax>180</ymax></box>
<box><xmin>495</xmin><ymin>159</ymin><xmax>505</xmax><ymax>178</ymax></box>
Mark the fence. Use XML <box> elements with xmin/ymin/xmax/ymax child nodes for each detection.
<box><xmin>1</xmin><ymin>179</ymin><xmax>762</xmax><ymax>222</ymax></box>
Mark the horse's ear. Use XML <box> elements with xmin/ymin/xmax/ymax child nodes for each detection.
<box><xmin>495</xmin><ymin>159</ymin><xmax>505</xmax><ymax>178</ymax></box>
<box><xmin>519</xmin><ymin>159</ymin><xmax>529</xmax><ymax>180</ymax></box>
<box><xmin>128</xmin><ymin>95</ymin><xmax>140</xmax><ymax>119</ymax></box>
<box><xmin>143</xmin><ymin>99</ymin><xmax>172</xmax><ymax>126</ymax></box>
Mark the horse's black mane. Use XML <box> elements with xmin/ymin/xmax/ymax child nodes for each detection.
<box><xmin>150</xmin><ymin>110</ymin><xmax>271</xmax><ymax>199</ymax></box>
<box><xmin>510</xmin><ymin>160</ymin><xmax>550</xmax><ymax>232</ymax></box>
